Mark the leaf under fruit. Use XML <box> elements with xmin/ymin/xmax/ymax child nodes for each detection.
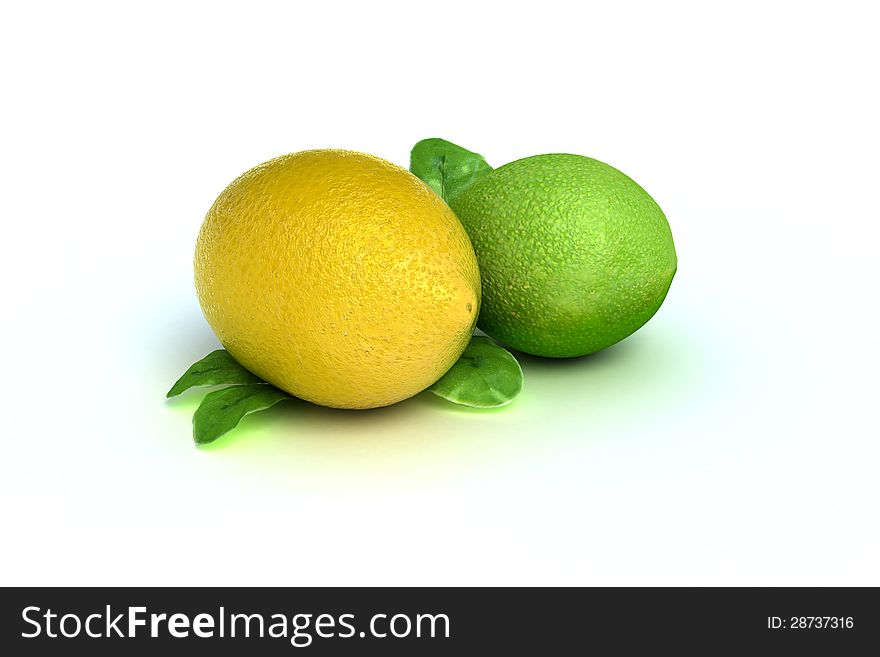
<box><xmin>430</xmin><ymin>336</ymin><xmax>523</xmax><ymax>408</ymax></box>
<box><xmin>192</xmin><ymin>384</ymin><xmax>291</xmax><ymax>446</ymax></box>
<box><xmin>167</xmin><ymin>349</ymin><xmax>263</xmax><ymax>397</ymax></box>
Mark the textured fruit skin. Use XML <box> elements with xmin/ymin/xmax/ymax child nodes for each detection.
<box><xmin>451</xmin><ymin>154</ymin><xmax>676</xmax><ymax>358</ymax></box>
<box><xmin>195</xmin><ymin>150</ymin><xmax>480</xmax><ymax>409</ymax></box>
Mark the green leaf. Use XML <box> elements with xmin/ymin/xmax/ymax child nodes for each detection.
<box><xmin>410</xmin><ymin>138</ymin><xmax>493</xmax><ymax>205</ymax></box>
<box><xmin>192</xmin><ymin>384</ymin><xmax>291</xmax><ymax>446</ymax></box>
<box><xmin>430</xmin><ymin>336</ymin><xmax>523</xmax><ymax>408</ymax></box>
<box><xmin>167</xmin><ymin>349</ymin><xmax>263</xmax><ymax>398</ymax></box>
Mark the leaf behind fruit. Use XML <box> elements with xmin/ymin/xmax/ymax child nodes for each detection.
<box><xmin>410</xmin><ymin>138</ymin><xmax>492</xmax><ymax>205</ymax></box>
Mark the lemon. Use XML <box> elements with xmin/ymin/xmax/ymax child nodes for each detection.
<box><xmin>195</xmin><ymin>150</ymin><xmax>480</xmax><ymax>409</ymax></box>
<box><xmin>451</xmin><ymin>154</ymin><xmax>676</xmax><ymax>358</ymax></box>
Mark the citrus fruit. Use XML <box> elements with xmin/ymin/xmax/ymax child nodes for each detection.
<box><xmin>194</xmin><ymin>149</ymin><xmax>480</xmax><ymax>409</ymax></box>
<box><xmin>451</xmin><ymin>154</ymin><xmax>676</xmax><ymax>358</ymax></box>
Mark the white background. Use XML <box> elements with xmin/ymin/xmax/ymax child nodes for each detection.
<box><xmin>1</xmin><ymin>1</ymin><xmax>877</xmax><ymax>586</ymax></box>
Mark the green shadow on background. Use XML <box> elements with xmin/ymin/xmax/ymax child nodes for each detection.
<box><xmin>160</xmin><ymin>308</ymin><xmax>705</xmax><ymax>480</ymax></box>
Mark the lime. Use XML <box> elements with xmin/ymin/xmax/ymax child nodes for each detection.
<box><xmin>451</xmin><ymin>153</ymin><xmax>676</xmax><ymax>357</ymax></box>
